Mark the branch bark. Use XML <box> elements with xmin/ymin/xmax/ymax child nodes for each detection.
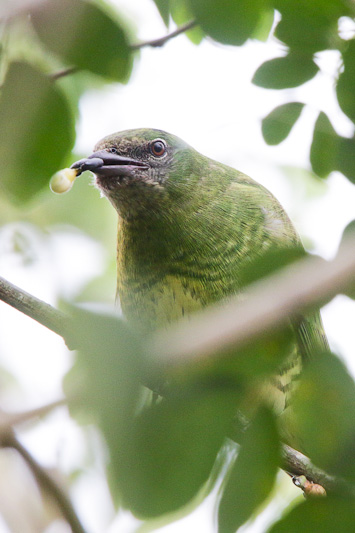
<box><xmin>50</xmin><ymin>66</ymin><xmax>78</xmax><ymax>81</ymax></box>
<box><xmin>0</xmin><ymin>276</ymin><xmax>70</xmax><ymax>339</ymax></box>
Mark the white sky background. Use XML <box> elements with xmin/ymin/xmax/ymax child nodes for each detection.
<box><xmin>0</xmin><ymin>0</ymin><xmax>354</xmax><ymax>532</ymax></box>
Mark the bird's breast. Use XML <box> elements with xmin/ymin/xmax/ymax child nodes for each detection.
<box><xmin>117</xmin><ymin>273</ymin><xmax>208</xmax><ymax>331</ymax></box>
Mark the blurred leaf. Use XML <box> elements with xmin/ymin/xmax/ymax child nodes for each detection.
<box><xmin>0</xmin><ymin>61</ymin><xmax>75</xmax><ymax>202</ymax></box>
<box><xmin>291</xmin><ymin>351</ymin><xmax>355</xmax><ymax>482</ymax></box>
<box><xmin>310</xmin><ymin>112</ymin><xmax>339</xmax><ymax>177</ymax></box>
<box><xmin>269</xmin><ymin>497</ymin><xmax>355</xmax><ymax>533</ymax></box>
<box><xmin>152</xmin><ymin>0</ymin><xmax>171</xmax><ymax>26</ymax></box>
<box><xmin>252</xmin><ymin>54</ymin><xmax>318</xmax><ymax>89</ymax></box>
<box><xmin>273</xmin><ymin>0</ymin><xmax>345</xmax><ymax>52</ymax></box>
<box><xmin>218</xmin><ymin>407</ymin><xmax>280</xmax><ymax>533</ymax></box>
<box><xmin>262</xmin><ymin>103</ymin><xmax>304</xmax><ymax>145</ymax></box>
<box><xmin>311</xmin><ymin>112</ymin><xmax>355</xmax><ymax>181</ymax></box>
<box><xmin>30</xmin><ymin>0</ymin><xmax>133</xmax><ymax>81</ymax></box>
<box><xmin>251</xmin><ymin>8</ymin><xmax>274</xmax><ymax>42</ymax></box>
<box><xmin>110</xmin><ymin>383</ymin><xmax>238</xmax><ymax>517</ymax></box>
<box><xmin>188</xmin><ymin>0</ymin><xmax>269</xmax><ymax>46</ymax></box>
<box><xmin>337</xmin><ymin>39</ymin><xmax>355</xmax><ymax>124</ymax></box>
<box><xmin>225</xmin><ymin>328</ymin><xmax>296</xmax><ymax>382</ymax></box>
<box><xmin>64</xmin><ymin>307</ymin><xmax>144</xmax><ymax>430</ymax></box>
<box><xmin>239</xmin><ymin>246</ymin><xmax>306</xmax><ymax>288</ymax></box>
<box><xmin>336</xmin><ymin>136</ymin><xmax>355</xmax><ymax>183</ymax></box>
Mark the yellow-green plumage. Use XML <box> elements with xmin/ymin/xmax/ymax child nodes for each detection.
<box><xmin>75</xmin><ymin>128</ymin><xmax>329</xmax><ymax>421</ymax></box>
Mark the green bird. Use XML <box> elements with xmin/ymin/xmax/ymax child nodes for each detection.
<box><xmin>71</xmin><ymin>128</ymin><xmax>328</xmax><ymax>420</ymax></box>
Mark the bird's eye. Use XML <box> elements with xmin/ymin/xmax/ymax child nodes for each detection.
<box><xmin>150</xmin><ymin>139</ymin><xmax>166</xmax><ymax>157</ymax></box>
<box><xmin>109</xmin><ymin>147</ymin><xmax>118</xmax><ymax>154</ymax></box>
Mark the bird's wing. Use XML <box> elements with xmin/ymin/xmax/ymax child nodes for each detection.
<box><xmin>294</xmin><ymin>311</ymin><xmax>330</xmax><ymax>362</ymax></box>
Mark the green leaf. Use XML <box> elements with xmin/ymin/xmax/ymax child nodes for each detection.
<box><xmin>188</xmin><ymin>0</ymin><xmax>269</xmax><ymax>46</ymax></box>
<box><xmin>0</xmin><ymin>61</ymin><xmax>75</xmax><ymax>202</ymax></box>
<box><xmin>152</xmin><ymin>0</ymin><xmax>171</xmax><ymax>26</ymax></box>
<box><xmin>109</xmin><ymin>384</ymin><xmax>238</xmax><ymax>517</ymax></box>
<box><xmin>269</xmin><ymin>498</ymin><xmax>355</xmax><ymax>533</ymax></box>
<box><xmin>337</xmin><ymin>39</ymin><xmax>355</xmax><ymax>124</ymax></box>
<box><xmin>262</xmin><ymin>103</ymin><xmax>305</xmax><ymax>145</ymax></box>
<box><xmin>251</xmin><ymin>8</ymin><xmax>275</xmax><ymax>42</ymax></box>
<box><xmin>239</xmin><ymin>246</ymin><xmax>306</xmax><ymax>288</ymax></box>
<box><xmin>273</xmin><ymin>0</ymin><xmax>345</xmax><ymax>53</ymax></box>
<box><xmin>218</xmin><ymin>407</ymin><xmax>280</xmax><ymax>533</ymax></box>
<box><xmin>30</xmin><ymin>0</ymin><xmax>133</xmax><ymax>81</ymax></box>
<box><xmin>291</xmin><ymin>352</ymin><xmax>355</xmax><ymax>482</ymax></box>
<box><xmin>64</xmin><ymin>307</ymin><xmax>144</xmax><ymax>432</ymax></box>
<box><xmin>310</xmin><ymin>112</ymin><xmax>339</xmax><ymax>177</ymax></box>
<box><xmin>336</xmin><ymin>136</ymin><xmax>355</xmax><ymax>183</ymax></box>
<box><xmin>252</xmin><ymin>54</ymin><xmax>318</xmax><ymax>89</ymax></box>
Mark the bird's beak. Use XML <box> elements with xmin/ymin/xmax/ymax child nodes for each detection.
<box><xmin>70</xmin><ymin>150</ymin><xmax>148</xmax><ymax>177</ymax></box>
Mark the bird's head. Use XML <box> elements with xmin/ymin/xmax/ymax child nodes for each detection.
<box><xmin>71</xmin><ymin>128</ymin><xmax>195</xmax><ymax>218</ymax></box>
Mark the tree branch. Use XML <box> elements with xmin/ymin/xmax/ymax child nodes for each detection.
<box><xmin>152</xmin><ymin>235</ymin><xmax>355</xmax><ymax>366</ymax></box>
<box><xmin>50</xmin><ymin>66</ymin><xmax>78</xmax><ymax>81</ymax></box>
<box><xmin>130</xmin><ymin>20</ymin><xmax>197</xmax><ymax>50</ymax></box>
<box><xmin>281</xmin><ymin>444</ymin><xmax>351</xmax><ymax>494</ymax></box>
<box><xmin>0</xmin><ymin>433</ymin><xmax>86</xmax><ymax>533</ymax></box>
<box><xmin>0</xmin><ymin>398</ymin><xmax>66</xmax><ymax>434</ymax></box>
<box><xmin>0</xmin><ymin>276</ymin><xmax>70</xmax><ymax>339</ymax></box>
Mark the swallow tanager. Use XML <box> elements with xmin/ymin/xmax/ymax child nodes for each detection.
<box><xmin>70</xmin><ymin>128</ymin><xmax>329</xmax><ymax>418</ymax></box>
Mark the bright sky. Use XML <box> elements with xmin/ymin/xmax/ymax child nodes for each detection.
<box><xmin>0</xmin><ymin>0</ymin><xmax>354</xmax><ymax>532</ymax></box>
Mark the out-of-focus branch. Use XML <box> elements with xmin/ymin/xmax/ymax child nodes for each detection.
<box><xmin>50</xmin><ymin>66</ymin><xmax>78</xmax><ymax>81</ymax></box>
<box><xmin>131</xmin><ymin>20</ymin><xmax>197</xmax><ymax>50</ymax></box>
<box><xmin>0</xmin><ymin>398</ymin><xmax>66</xmax><ymax>435</ymax></box>
<box><xmin>152</xmin><ymin>235</ymin><xmax>355</xmax><ymax>366</ymax></box>
<box><xmin>0</xmin><ymin>276</ymin><xmax>70</xmax><ymax>339</ymax></box>
<box><xmin>0</xmin><ymin>434</ymin><xmax>86</xmax><ymax>533</ymax></box>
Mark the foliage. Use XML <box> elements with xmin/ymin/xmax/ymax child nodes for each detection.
<box><xmin>0</xmin><ymin>0</ymin><xmax>355</xmax><ymax>532</ymax></box>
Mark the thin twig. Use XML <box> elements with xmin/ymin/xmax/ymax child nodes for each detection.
<box><xmin>0</xmin><ymin>434</ymin><xmax>86</xmax><ymax>533</ymax></box>
<box><xmin>151</xmin><ymin>235</ymin><xmax>355</xmax><ymax>366</ymax></box>
<box><xmin>48</xmin><ymin>20</ymin><xmax>198</xmax><ymax>81</ymax></box>
<box><xmin>0</xmin><ymin>398</ymin><xmax>66</xmax><ymax>435</ymax></box>
<box><xmin>130</xmin><ymin>20</ymin><xmax>197</xmax><ymax>50</ymax></box>
<box><xmin>50</xmin><ymin>66</ymin><xmax>78</xmax><ymax>81</ymax></box>
<box><xmin>0</xmin><ymin>276</ymin><xmax>70</xmax><ymax>339</ymax></box>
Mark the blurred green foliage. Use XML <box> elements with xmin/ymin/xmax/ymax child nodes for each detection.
<box><xmin>269</xmin><ymin>497</ymin><xmax>355</xmax><ymax>532</ymax></box>
<box><xmin>262</xmin><ymin>103</ymin><xmax>305</xmax><ymax>146</ymax></box>
<box><xmin>218</xmin><ymin>407</ymin><xmax>280</xmax><ymax>533</ymax></box>
<box><xmin>1</xmin><ymin>1</ymin><xmax>355</xmax><ymax>532</ymax></box>
<box><xmin>0</xmin><ymin>61</ymin><xmax>75</xmax><ymax>201</ymax></box>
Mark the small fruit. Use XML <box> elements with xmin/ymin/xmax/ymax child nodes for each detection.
<box><xmin>50</xmin><ymin>168</ymin><xmax>79</xmax><ymax>194</ymax></box>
